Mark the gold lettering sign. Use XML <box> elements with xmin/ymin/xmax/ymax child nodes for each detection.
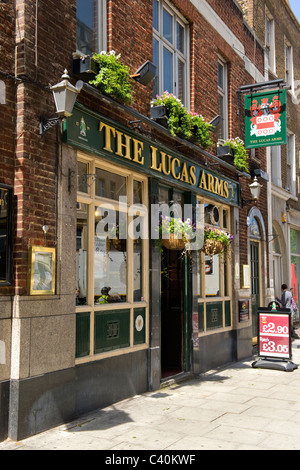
<box><xmin>100</xmin><ymin>122</ymin><xmax>144</xmax><ymax>165</ymax></box>
<box><xmin>99</xmin><ymin>121</ymin><xmax>231</xmax><ymax>200</ymax></box>
<box><xmin>198</xmin><ymin>170</ymin><xmax>229</xmax><ymax>198</ymax></box>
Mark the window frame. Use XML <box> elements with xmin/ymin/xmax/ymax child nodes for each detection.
<box><xmin>217</xmin><ymin>58</ymin><xmax>228</xmax><ymax>141</ymax></box>
<box><xmin>287</xmin><ymin>133</ymin><xmax>296</xmax><ymax>196</ymax></box>
<box><xmin>284</xmin><ymin>38</ymin><xmax>294</xmax><ymax>93</ymax></box>
<box><xmin>76</xmin><ymin>152</ymin><xmax>149</xmax><ymax>363</ymax></box>
<box><xmin>271</xmin><ymin>146</ymin><xmax>282</xmax><ymax>188</ymax></box>
<box><xmin>265</xmin><ymin>10</ymin><xmax>276</xmax><ymax>74</ymax></box>
<box><xmin>76</xmin><ymin>0</ymin><xmax>107</xmax><ymax>56</ymax></box>
<box><xmin>196</xmin><ymin>197</ymin><xmax>232</xmax><ymax>335</ymax></box>
<box><xmin>152</xmin><ymin>0</ymin><xmax>190</xmax><ymax>107</ymax></box>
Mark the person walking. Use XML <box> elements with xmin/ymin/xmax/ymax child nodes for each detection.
<box><xmin>276</xmin><ymin>284</ymin><xmax>299</xmax><ymax>339</ymax></box>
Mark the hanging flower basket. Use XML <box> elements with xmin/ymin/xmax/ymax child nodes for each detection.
<box><xmin>157</xmin><ymin>216</ymin><xmax>196</xmax><ymax>253</ymax></box>
<box><xmin>201</xmin><ymin>227</ymin><xmax>234</xmax><ymax>258</ymax></box>
<box><xmin>162</xmin><ymin>234</ymin><xmax>186</xmax><ymax>251</ymax></box>
<box><xmin>202</xmin><ymin>239</ymin><xmax>224</xmax><ymax>256</ymax></box>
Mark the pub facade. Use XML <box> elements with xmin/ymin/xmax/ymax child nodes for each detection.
<box><xmin>0</xmin><ymin>0</ymin><xmax>271</xmax><ymax>441</ymax></box>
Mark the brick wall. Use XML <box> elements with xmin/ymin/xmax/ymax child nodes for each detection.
<box><xmin>8</xmin><ymin>0</ymin><xmax>77</xmax><ymax>295</ymax></box>
<box><xmin>0</xmin><ymin>0</ymin><xmax>268</xmax><ymax>295</ymax></box>
<box><xmin>0</xmin><ymin>0</ymin><xmax>15</xmax><ymax>187</ymax></box>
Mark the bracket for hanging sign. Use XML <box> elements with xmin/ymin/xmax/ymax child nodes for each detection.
<box><xmin>237</xmin><ymin>79</ymin><xmax>287</xmax><ymax>116</ymax></box>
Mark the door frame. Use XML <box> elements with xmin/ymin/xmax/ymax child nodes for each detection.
<box><xmin>250</xmin><ymin>240</ymin><xmax>261</xmax><ymax>341</ymax></box>
<box><xmin>160</xmin><ymin>248</ymin><xmax>191</xmax><ymax>378</ymax></box>
<box><xmin>247</xmin><ymin>208</ymin><xmax>267</xmax><ymax>343</ymax></box>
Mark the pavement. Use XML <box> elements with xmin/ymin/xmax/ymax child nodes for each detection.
<box><xmin>2</xmin><ymin>331</ymin><xmax>300</xmax><ymax>451</ymax></box>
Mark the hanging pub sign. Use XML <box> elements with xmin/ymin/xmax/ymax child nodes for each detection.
<box><xmin>0</xmin><ymin>185</ymin><xmax>12</xmax><ymax>285</ymax></box>
<box><xmin>245</xmin><ymin>89</ymin><xmax>287</xmax><ymax>149</ymax></box>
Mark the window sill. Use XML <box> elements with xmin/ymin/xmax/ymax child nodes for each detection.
<box><xmin>75</xmin><ymin>343</ymin><xmax>149</xmax><ymax>365</ymax></box>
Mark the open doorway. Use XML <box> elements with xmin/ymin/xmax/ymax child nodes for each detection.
<box><xmin>161</xmin><ymin>248</ymin><xmax>184</xmax><ymax>379</ymax></box>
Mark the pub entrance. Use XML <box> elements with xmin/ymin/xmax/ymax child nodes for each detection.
<box><xmin>161</xmin><ymin>248</ymin><xmax>184</xmax><ymax>379</ymax></box>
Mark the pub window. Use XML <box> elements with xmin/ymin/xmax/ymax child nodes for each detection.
<box><xmin>152</xmin><ymin>0</ymin><xmax>189</xmax><ymax>106</ymax></box>
<box><xmin>0</xmin><ymin>186</ymin><xmax>12</xmax><ymax>285</ymax></box>
<box><xmin>76</xmin><ymin>155</ymin><xmax>148</xmax><ymax>361</ymax></box>
<box><xmin>76</xmin><ymin>0</ymin><xmax>107</xmax><ymax>56</ymax></box>
<box><xmin>196</xmin><ymin>199</ymin><xmax>232</xmax><ymax>332</ymax></box>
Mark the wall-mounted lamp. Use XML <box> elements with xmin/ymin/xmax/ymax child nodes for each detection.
<box><xmin>130</xmin><ymin>61</ymin><xmax>156</xmax><ymax>86</ymax></box>
<box><xmin>241</xmin><ymin>177</ymin><xmax>262</xmax><ymax>208</ymax></box>
<box><xmin>40</xmin><ymin>70</ymin><xmax>81</xmax><ymax>134</ymax></box>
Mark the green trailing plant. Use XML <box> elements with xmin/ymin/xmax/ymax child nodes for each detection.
<box><xmin>223</xmin><ymin>137</ymin><xmax>249</xmax><ymax>173</ymax></box>
<box><xmin>204</xmin><ymin>227</ymin><xmax>234</xmax><ymax>247</ymax></box>
<box><xmin>89</xmin><ymin>51</ymin><xmax>134</xmax><ymax>104</ymax></box>
<box><xmin>156</xmin><ymin>215</ymin><xmax>196</xmax><ymax>253</ymax></box>
<box><xmin>151</xmin><ymin>92</ymin><xmax>213</xmax><ymax>149</ymax></box>
<box><xmin>202</xmin><ymin>226</ymin><xmax>234</xmax><ymax>258</ymax></box>
<box><xmin>190</xmin><ymin>112</ymin><xmax>213</xmax><ymax>149</ymax></box>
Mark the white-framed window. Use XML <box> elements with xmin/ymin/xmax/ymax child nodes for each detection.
<box><xmin>152</xmin><ymin>0</ymin><xmax>189</xmax><ymax>106</ymax></box>
<box><xmin>265</xmin><ymin>10</ymin><xmax>276</xmax><ymax>73</ymax></box>
<box><xmin>287</xmin><ymin>133</ymin><xmax>296</xmax><ymax>195</ymax></box>
<box><xmin>76</xmin><ymin>0</ymin><xmax>107</xmax><ymax>56</ymax></box>
<box><xmin>76</xmin><ymin>154</ymin><xmax>149</xmax><ymax>362</ymax></box>
<box><xmin>271</xmin><ymin>146</ymin><xmax>282</xmax><ymax>188</ymax></box>
<box><xmin>285</xmin><ymin>39</ymin><xmax>294</xmax><ymax>93</ymax></box>
<box><xmin>217</xmin><ymin>58</ymin><xmax>228</xmax><ymax>141</ymax></box>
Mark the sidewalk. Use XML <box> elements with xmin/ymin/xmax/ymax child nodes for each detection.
<box><xmin>2</xmin><ymin>334</ymin><xmax>300</xmax><ymax>451</ymax></box>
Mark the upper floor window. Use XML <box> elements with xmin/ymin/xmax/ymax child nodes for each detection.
<box><xmin>153</xmin><ymin>0</ymin><xmax>189</xmax><ymax>106</ymax></box>
<box><xmin>265</xmin><ymin>11</ymin><xmax>275</xmax><ymax>73</ymax></box>
<box><xmin>76</xmin><ymin>0</ymin><xmax>107</xmax><ymax>56</ymax></box>
<box><xmin>285</xmin><ymin>40</ymin><xmax>294</xmax><ymax>92</ymax></box>
<box><xmin>271</xmin><ymin>146</ymin><xmax>282</xmax><ymax>188</ymax></box>
<box><xmin>287</xmin><ymin>133</ymin><xmax>296</xmax><ymax>195</ymax></box>
<box><xmin>217</xmin><ymin>59</ymin><xmax>228</xmax><ymax>141</ymax></box>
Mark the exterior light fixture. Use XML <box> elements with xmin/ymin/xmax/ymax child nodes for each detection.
<box><xmin>40</xmin><ymin>70</ymin><xmax>81</xmax><ymax>134</ymax></box>
<box><xmin>241</xmin><ymin>177</ymin><xmax>262</xmax><ymax>207</ymax></box>
<box><xmin>249</xmin><ymin>176</ymin><xmax>262</xmax><ymax>201</ymax></box>
<box><xmin>130</xmin><ymin>61</ymin><xmax>156</xmax><ymax>86</ymax></box>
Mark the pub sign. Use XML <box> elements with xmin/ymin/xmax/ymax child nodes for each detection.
<box><xmin>245</xmin><ymin>89</ymin><xmax>287</xmax><ymax>149</ymax></box>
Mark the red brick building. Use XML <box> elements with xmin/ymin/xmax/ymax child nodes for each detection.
<box><xmin>0</xmin><ymin>0</ymin><xmax>271</xmax><ymax>440</ymax></box>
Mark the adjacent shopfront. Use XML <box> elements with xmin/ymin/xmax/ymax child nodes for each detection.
<box><xmin>65</xmin><ymin>103</ymin><xmax>243</xmax><ymax>382</ymax></box>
